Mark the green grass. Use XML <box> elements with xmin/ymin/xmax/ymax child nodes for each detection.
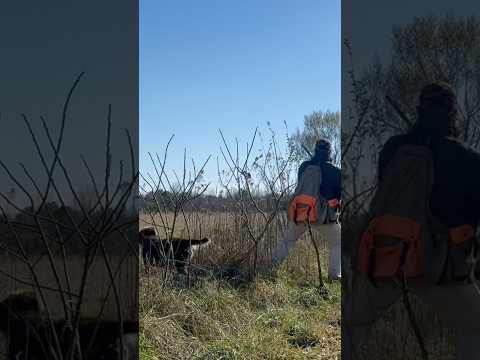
<box><xmin>140</xmin><ymin>269</ymin><xmax>340</xmax><ymax>360</ymax></box>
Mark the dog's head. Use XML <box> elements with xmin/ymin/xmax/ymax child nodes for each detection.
<box><xmin>139</xmin><ymin>227</ymin><xmax>157</xmax><ymax>244</ymax></box>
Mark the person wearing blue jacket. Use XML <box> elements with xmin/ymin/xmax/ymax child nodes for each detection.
<box><xmin>271</xmin><ymin>139</ymin><xmax>342</xmax><ymax>280</ymax></box>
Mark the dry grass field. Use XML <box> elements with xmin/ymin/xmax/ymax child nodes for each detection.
<box><xmin>139</xmin><ymin>211</ymin><xmax>341</xmax><ymax>360</ymax></box>
<box><xmin>0</xmin><ymin>255</ymin><xmax>137</xmax><ymax>322</ymax></box>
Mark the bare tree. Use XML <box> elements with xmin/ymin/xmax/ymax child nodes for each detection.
<box><xmin>139</xmin><ymin>136</ymin><xmax>211</xmax><ymax>288</ymax></box>
<box><xmin>0</xmin><ymin>72</ymin><xmax>138</xmax><ymax>359</ymax></box>
<box><xmin>217</xmin><ymin>127</ymin><xmax>296</xmax><ymax>277</ymax></box>
<box><xmin>356</xmin><ymin>14</ymin><xmax>480</xmax><ymax>149</ymax></box>
<box><xmin>290</xmin><ymin>111</ymin><xmax>341</xmax><ymax>166</ymax></box>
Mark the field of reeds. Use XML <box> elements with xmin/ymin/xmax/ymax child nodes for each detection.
<box><xmin>0</xmin><ymin>255</ymin><xmax>138</xmax><ymax>322</ymax></box>
<box><xmin>139</xmin><ymin>211</ymin><xmax>341</xmax><ymax>360</ymax></box>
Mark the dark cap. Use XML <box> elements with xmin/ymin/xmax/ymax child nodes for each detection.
<box><xmin>314</xmin><ymin>138</ymin><xmax>332</xmax><ymax>161</ymax></box>
<box><xmin>315</xmin><ymin>138</ymin><xmax>332</xmax><ymax>152</ymax></box>
<box><xmin>419</xmin><ymin>82</ymin><xmax>456</xmax><ymax>111</ymax></box>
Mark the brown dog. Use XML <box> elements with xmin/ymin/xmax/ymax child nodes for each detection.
<box><xmin>139</xmin><ymin>227</ymin><xmax>210</xmax><ymax>273</ymax></box>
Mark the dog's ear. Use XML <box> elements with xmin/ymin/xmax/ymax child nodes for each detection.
<box><xmin>141</xmin><ymin>227</ymin><xmax>156</xmax><ymax>236</ymax></box>
<box><xmin>190</xmin><ymin>237</ymin><xmax>210</xmax><ymax>246</ymax></box>
<box><xmin>140</xmin><ymin>228</ymin><xmax>159</xmax><ymax>246</ymax></box>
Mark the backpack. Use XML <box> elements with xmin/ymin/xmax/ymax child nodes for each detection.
<box><xmin>288</xmin><ymin>163</ymin><xmax>339</xmax><ymax>225</ymax></box>
<box><xmin>356</xmin><ymin>143</ymin><xmax>476</xmax><ymax>284</ymax></box>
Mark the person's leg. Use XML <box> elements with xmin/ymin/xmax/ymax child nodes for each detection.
<box><xmin>271</xmin><ymin>221</ymin><xmax>307</xmax><ymax>266</ymax></box>
<box><xmin>317</xmin><ymin>222</ymin><xmax>342</xmax><ymax>279</ymax></box>
<box><xmin>342</xmin><ymin>277</ymin><xmax>401</xmax><ymax>359</ymax></box>
<box><xmin>413</xmin><ymin>282</ymin><xmax>480</xmax><ymax>360</ymax></box>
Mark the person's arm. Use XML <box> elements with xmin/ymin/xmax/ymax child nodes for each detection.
<box><xmin>378</xmin><ymin>137</ymin><xmax>400</xmax><ymax>183</ymax></box>
<box><xmin>334</xmin><ymin>166</ymin><xmax>341</xmax><ymax>200</ymax></box>
<box><xmin>297</xmin><ymin>161</ymin><xmax>309</xmax><ymax>183</ymax></box>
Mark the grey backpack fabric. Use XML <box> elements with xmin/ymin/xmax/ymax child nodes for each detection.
<box><xmin>294</xmin><ymin>164</ymin><xmax>322</xmax><ymax>199</ymax></box>
<box><xmin>291</xmin><ymin>164</ymin><xmax>330</xmax><ymax>224</ymax></box>
<box><xmin>364</xmin><ymin>144</ymin><xmax>448</xmax><ymax>283</ymax></box>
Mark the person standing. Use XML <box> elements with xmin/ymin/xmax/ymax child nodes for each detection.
<box><xmin>271</xmin><ymin>139</ymin><xmax>342</xmax><ymax>281</ymax></box>
<box><xmin>344</xmin><ymin>82</ymin><xmax>480</xmax><ymax>360</ymax></box>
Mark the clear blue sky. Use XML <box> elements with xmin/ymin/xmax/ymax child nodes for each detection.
<box><xmin>140</xmin><ymin>0</ymin><xmax>340</xmax><ymax>189</ymax></box>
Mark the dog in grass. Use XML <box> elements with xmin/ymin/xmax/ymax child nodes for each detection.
<box><xmin>139</xmin><ymin>227</ymin><xmax>210</xmax><ymax>273</ymax></box>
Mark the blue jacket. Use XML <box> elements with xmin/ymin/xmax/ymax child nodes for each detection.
<box><xmin>379</xmin><ymin>134</ymin><xmax>480</xmax><ymax>228</ymax></box>
<box><xmin>298</xmin><ymin>158</ymin><xmax>341</xmax><ymax>201</ymax></box>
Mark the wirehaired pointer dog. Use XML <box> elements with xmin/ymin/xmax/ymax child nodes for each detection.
<box><xmin>139</xmin><ymin>227</ymin><xmax>210</xmax><ymax>273</ymax></box>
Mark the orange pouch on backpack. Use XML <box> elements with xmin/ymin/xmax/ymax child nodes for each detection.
<box><xmin>288</xmin><ymin>195</ymin><xmax>318</xmax><ymax>223</ymax></box>
<box><xmin>449</xmin><ymin>224</ymin><xmax>475</xmax><ymax>280</ymax></box>
<box><xmin>357</xmin><ymin>215</ymin><xmax>423</xmax><ymax>278</ymax></box>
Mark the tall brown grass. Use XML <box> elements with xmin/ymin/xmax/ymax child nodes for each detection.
<box><xmin>139</xmin><ymin>209</ymin><xmax>340</xmax><ymax>359</ymax></box>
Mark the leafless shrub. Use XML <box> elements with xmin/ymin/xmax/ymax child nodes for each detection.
<box><xmin>216</xmin><ymin>127</ymin><xmax>296</xmax><ymax>277</ymax></box>
<box><xmin>0</xmin><ymin>72</ymin><xmax>138</xmax><ymax>359</ymax></box>
<box><xmin>139</xmin><ymin>135</ymin><xmax>211</xmax><ymax>287</ymax></box>
<box><xmin>139</xmin><ymin>123</ymin><xmax>335</xmax><ymax>288</ymax></box>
